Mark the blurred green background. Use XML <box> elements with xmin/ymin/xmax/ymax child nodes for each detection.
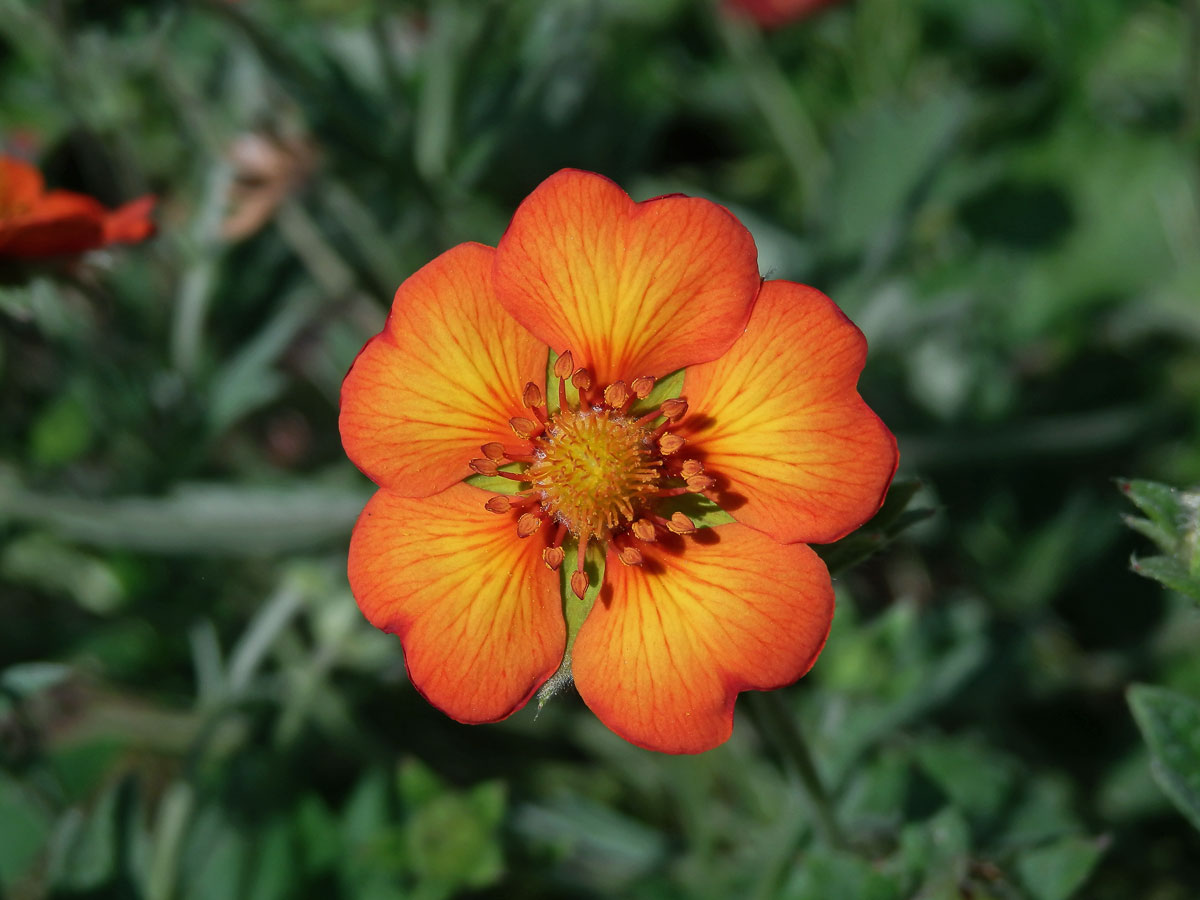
<box><xmin>3</xmin><ymin>0</ymin><xmax>1200</xmax><ymax>897</ymax></box>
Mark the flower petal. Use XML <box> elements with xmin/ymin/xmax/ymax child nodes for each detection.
<box><xmin>0</xmin><ymin>156</ymin><xmax>44</xmax><ymax>208</ymax></box>
<box><xmin>572</xmin><ymin>526</ymin><xmax>833</xmax><ymax>754</ymax></box>
<box><xmin>493</xmin><ymin>169</ymin><xmax>760</xmax><ymax>387</ymax></box>
<box><xmin>103</xmin><ymin>195</ymin><xmax>157</xmax><ymax>244</ymax></box>
<box><xmin>348</xmin><ymin>482</ymin><xmax>565</xmax><ymax>724</ymax></box>
<box><xmin>340</xmin><ymin>242</ymin><xmax>547</xmax><ymax>495</ymax></box>
<box><xmin>682</xmin><ymin>280</ymin><xmax>898</xmax><ymax>545</ymax></box>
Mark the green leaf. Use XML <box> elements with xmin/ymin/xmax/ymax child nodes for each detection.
<box><xmin>48</xmin><ymin>775</ymin><xmax>138</xmax><ymax>891</ymax></box>
<box><xmin>0</xmin><ymin>480</ymin><xmax>368</xmax><ymax>555</ymax></box>
<box><xmin>1117</xmin><ymin>478</ymin><xmax>1186</xmax><ymax>554</ymax></box>
<box><xmin>913</xmin><ymin>737</ymin><xmax>1017</xmax><ymax>821</ymax></box>
<box><xmin>1016</xmin><ymin>835</ymin><xmax>1107</xmax><ymax>900</ymax></box>
<box><xmin>0</xmin><ymin>773</ymin><xmax>53</xmax><ymax>889</ymax></box>
<box><xmin>0</xmin><ymin>661</ymin><xmax>73</xmax><ymax>697</ymax></box>
<box><xmin>29</xmin><ymin>393</ymin><xmax>93</xmax><ymax>467</ymax></box>
<box><xmin>1129</xmin><ymin>555</ymin><xmax>1200</xmax><ymax>603</ymax></box>
<box><xmin>1128</xmin><ymin>684</ymin><xmax>1200</xmax><ymax>832</ymax></box>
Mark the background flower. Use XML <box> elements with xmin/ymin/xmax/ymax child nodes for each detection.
<box><xmin>0</xmin><ymin>156</ymin><xmax>154</xmax><ymax>258</ymax></box>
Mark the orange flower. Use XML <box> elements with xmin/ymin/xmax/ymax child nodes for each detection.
<box><xmin>0</xmin><ymin>156</ymin><xmax>155</xmax><ymax>259</ymax></box>
<box><xmin>725</xmin><ymin>0</ymin><xmax>844</xmax><ymax>27</ymax></box>
<box><xmin>340</xmin><ymin>170</ymin><xmax>897</xmax><ymax>754</ymax></box>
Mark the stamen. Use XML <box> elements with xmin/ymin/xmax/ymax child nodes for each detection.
<box><xmin>631</xmin><ymin>518</ymin><xmax>657</xmax><ymax>542</ymax></box>
<box><xmin>617</xmin><ymin>544</ymin><xmax>643</xmax><ymax>567</ymax></box>
<box><xmin>686</xmin><ymin>474</ymin><xmax>715</xmax><ymax>493</ymax></box>
<box><xmin>680</xmin><ymin>459</ymin><xmax>705</xmax><ymax>478</ymax></box>
<box><xmin>553</xmin><ymin>351</ymin><xmax>574</xmax><ymax>380</ymax></box>
<box><xmin>517</xmin><ymin>512</ymin><xmax>543</xmax><ymax>538</ymax></box>
<box><xmin>603</xmin><ymin>381</ymin><xmax>629</xmax><ymax>409</ymax></box>
<box><xmin>554</xmin><ymin>351</ymin><xmax>574</xmax><ymax>410</ymax></box>
<box><xmin>542</xmin><ymin>546</ymin><xmax>564</xmax><ymax>570</ymax></box>
<box><xmin>523</xmin><ymin>382</ymin><xmax>544</xmax><ymax>409</ymax></box>
<box><xmin>659</xmin><ymin>433</ymin><xmax>685</xmax><ymax>456</ymax></box>
<box><xmin>571</xmin><ymin>538</ymin><xmax>589</xmax><ymax>600</ymax></box>
<box><xmin>470</xmin><ymin>458</ymin><xmax>499</xmax><ymax>476</ymax></box>
<box><xmin>481</xmin><ymin>442</ymin><xmax>506</xmax><ymax>462</ymax></box>
<box><xmin>660</xmin><ymin>398</ymin><xmax>688</xmax><ymax>421</ymax></box>
<box><xmin>571</xmin><ymin>368</ymin><xmax>592</xmax><ymax>394</ymax></box>
<box><xmin>510</xmin><ymin>416</ymin><xmax>540</xmax><ymax>440</ymax></box>
<box><xmin>485</xmin><ymin>496</ymin><xmax>513</xmax><ymax>514</ymax></box>
<box><xmin>630</xmin><ymin>375</ymin><xmax>655</xmax><ymax>400</ymax></box>
<box><xmin>666</xmin><ymin>511</ymin><xmax>696</xmax><ymax>535</ymax></box>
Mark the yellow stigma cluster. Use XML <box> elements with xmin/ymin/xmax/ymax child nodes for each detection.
<box><xmin>527</xmin><ymin>409</ymin><xmax>661</xmax><ymax>541</ymax></box>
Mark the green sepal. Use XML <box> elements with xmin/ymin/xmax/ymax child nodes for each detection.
<box><xmin>537</xmin><ymin>537</ymin><xmax>605</xmax><ymax>709</ymax></box>
<box><xmin>656</xmin><ymin>492</ymin><xmax>735</xmax><ymax>529</ymax></box>
<box><xmin>630</xmin><ymin>367</ymin><xmax>684</xmax><ymax>415</ymax></box>
<box><xmin>464</xmin><ymin>464</ymin><xmax>526</xmax><ymax>495</ymax></box>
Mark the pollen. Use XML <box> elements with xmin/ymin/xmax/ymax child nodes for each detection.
<box><xmin>527</xmin><ymin>409</ymin><xmax>661</xmax><ymax>541</ymax></box>
<box><xmin>475</xmin><ymin>349</ymin><xmax>719</xmax><ymax>596</ymax></box>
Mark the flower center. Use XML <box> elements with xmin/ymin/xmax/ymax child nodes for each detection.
<box><xmin>527</xmin><ymin>409</ymin><xmax>660</xmax><ymax>541</ymax></box>
<box><xmin>468</xmin><ymin>350</ymin><xmax>719</xmax><ymax>600</ymax></box>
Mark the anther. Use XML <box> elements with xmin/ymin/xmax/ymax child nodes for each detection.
<box><xmin>666</xmin><ymin>512</ymin><xmax>696</xmax><ymax>535</ymax></box>
<box><xmin>522</xmin><ymin>382</ymin><xmax>544</xmax><ymax>409</ymax></box>
<box><xmin>686</xmin><ymin>474</ymin><xmax>716</xmax><ymax>493</ymax></box>
<box><xmin>617</xmin><ymin>545</ymin><xmax>644</xmax><ymax>567</ymax></box>
<box><xmin>555</xmin><ymin>352</ymin><xmax>573</xmax><ymax>409</ymax></box>
<box><xmin>631</xmin><ymin>518</ymin><xmax>657</xmax><ymax>542</ymax></box>
<box><xmin>571</xmin><ymin>368</ymin><xmax>592</xmax><ymax>393</ymax></box>
<box><xmin>517</xmin><ymin>513</ymin><xmax>543</xmax><ymax>538</ymax></box>
<box><xmin>659</xmin><ymin>433</ymin><xmax>685</xmax><ymax>456</ymax></box>
<box><xmin>485</xmin><ymin>496</ymin><xmax>512</xmax><ymax>514</ymax></box>
<box><xmin>481</xmin><ymin>442</ymin><xmax>506</xmax><ymax>462</ymax></box>
<box><xmin>509</xmin><ymin>416</ymin><xmax>539</xmax><ymax>440</ymax></box>
<box><xmin>631</xmin><ymin>375</ymin><xmax>655</xmax><ymax>400</ymax></box>
<box><xmin>542</xmin><ymin>546</ymin><xmax>565</xmax><ymax>570</ymax></box>
<box><xmin>660</xmin><ymin>398</ymin><xmax>688</xmax><ymax>421</ymax></box>
<box><xmin>570</xmin><ymin>570</ymin><xmax>589</xmax><ymax>600</ymax></box>
<box><xmin>603</xmin><ymin>381</ymin><xmax>629</xmax><ymax>409</ymax></box>
<box><xmin>680</xmin><ymin>459</ymin><xmax>705</xmax><ymax>478</ymax></box>
<box><xmin>470</xmin><ymin>458</ymin><xmax>499</xmax><ymax>476</ymax></box>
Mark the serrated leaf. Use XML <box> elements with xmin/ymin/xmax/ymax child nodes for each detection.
<box><xmin>1128</xmin><ymin>684</ymin><xmax>1200</xmax><ymax>833</ymax></box>
<box><xmin>1129</xmin><ymin>554</ymin><xmax>1200</xmax><ymax>603</ymax></box>
<box><xmin>1117</xmin><ymin>479</ymin><xmax>1185</xmax><ymax>539</ymax></box>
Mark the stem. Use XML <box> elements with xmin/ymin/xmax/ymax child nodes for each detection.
<box><xmin>748</xmin><ymin>691</ymin><xmax>848</xmax><ymax>850</ymax></box>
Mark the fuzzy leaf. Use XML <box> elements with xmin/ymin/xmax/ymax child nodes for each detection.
<box><xmin>1128</xmin><ymin>684</ymin><xmax>1200</xmax><ymax>833</ymax></box>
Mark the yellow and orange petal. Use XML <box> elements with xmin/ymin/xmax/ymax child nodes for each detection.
<box><xmin>340</xmin><ymin>242</ymin><xmax>548</xmax><ymax>496</ymax></box>
<box><xmin>681</xmin><ymin>280</ymin><xmax>897</xmax><ymax>545</ymax></box>
<box><xmin>348</xmin><ymin>482</ymin><xmax>565</xmax><ymax>724</ymax></box>
<box><xmin>493</xmin><ymin>169</ymin><xmax>761</xmax><ymax>388</ymax></box>
<box><xmin>572</xmin><ymin>525</ymin><xmax>834</xmax><ymax>754</ymax></box>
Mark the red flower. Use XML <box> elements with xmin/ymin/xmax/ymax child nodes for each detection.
<box><xmin>0</xmin><ymin>156</ymin><xmax>155</xmax><ymax>259</ymax></box>
<box><xmin>725</xmin><ymin>0</ymin><xmax>844</xmax><ymax>27</ymax></box>
<box><xmin>340</xmin><ymin>170</ymin><xmax>897</xmax><ymax>754</ymax></box>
